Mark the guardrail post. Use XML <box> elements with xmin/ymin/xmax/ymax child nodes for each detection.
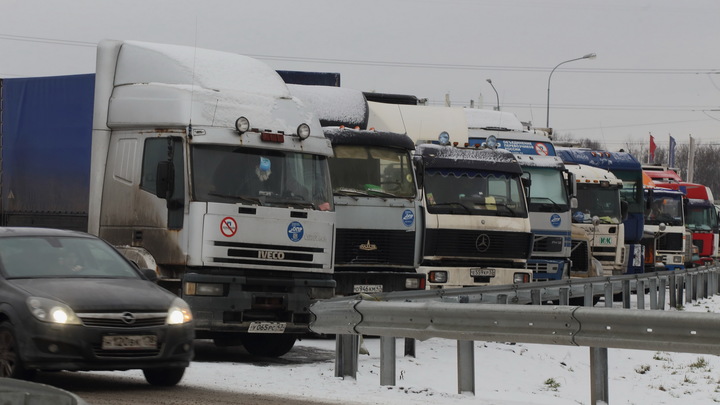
<box><xmin>701</xmin><ymin>271</ymin><xmax>708</xmax><ymax>299</ymax></box>
<box><xmin>531</xmin><ymin>289</ymin><xmax>541</xmax><ymax>305</ymax></box>
<box><xmin>335</xmin><ymin>334</ymin><xmax>359</xmax><ymax>379</ymax></box>
<box><xmin>404</xmin><ymin>338</ymin><xmax>416</xmax><ymax>358</ymax></box>
<box><xmin>380</xmin><ymin>336</ymin><xmax>396</xmax><ymax>386</ymax></box>
<box><xmin>636</xmin><ymin>279</ymin><xmax>645</xmax><ymax>310</ymax></box>
<box><xmin>677</xmin><ymin>275</ymin><xmax>684</xmax><ymax>307</ymax></box>
<box><xmin>457</xmin><ymin>340</ymin><xmax>475</xmax><ymax>395</ymax></box>
<box><xmin>622</xmin><ymin>279</ymin><xmax>631</xmax><ymax>309</ymax></box>
<box><xmin>559</xmin><ymin>288</ymin><xmax>569</xmax><ymax>306</ymax></box>
<box><xmin>658</xmin><ymin>277</ymin><xmax>666</xmax><ymax>309</ymax></box>
<box><xmin>584</xmin><ymin>283</ymin><xmax>594</xmax><ymax>307</ymax></box>
<box><xmin>589</xmin><ymin>284</ymin><xmax>611</xmax><ymax>404</ymax></box>
<box><xmin>686</xmin><ymin>274</ymin><xmax>693</xmax><ymax>304</ymax></box>
<box><xmin>669</xmin><ymin>274</ymin><xmax>676</xmax><ymax>308</ymax></box>
<box><xmin>497</xmin><ymin>294</ymin><xmax>508</xmax><ymax>304</ymax></box>
<box><xmin>649</xmin><ymin>278</ymin><xmax>658</xmax><ymax>310</ymax></box>
<box><xmin>604</xmin><ymin>282</ymin><xmax>613</xmax><ymax>306</ymax></box>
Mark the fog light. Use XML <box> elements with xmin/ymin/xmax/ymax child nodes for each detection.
<box><xmin>513</xmin><ymin>273</ymin><xmax>530</xmax><ymax>284</ymax></box>
<box><xmin>673</xmin><ymin>256</ymin><xmax>682</xmax><ymax>264</ymax></box>
<box><xmin>48</xmin><ymin>344</ymin><xmax>59</xmax><ymax>353</ymax></box>
<box><xmin>405</xmin><ymin>278</ymin><xmax>421</xmax><ymax>289</ymax></box>
<box><xmin>184</xmin><ymin>282</ymin><xmax>224</xmax><ymax>296</ymax></box>
<box><xmin>428</xmin><ymin>271</ymin><xmax>448</xmax><ymax>283</ymax></box>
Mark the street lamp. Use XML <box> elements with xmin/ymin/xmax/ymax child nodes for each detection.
<box><xmin>546</xmin><ymin>53</ymin><xmax>596</xmax><ymax>128</ymax></box>
<box><xmin>486</xmin><ymin>79</ymin><xmax>500</xmax><ymax>111</ymax></box>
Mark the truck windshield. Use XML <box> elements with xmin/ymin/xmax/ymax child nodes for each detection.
<box><xmin>612</xmin><ymin>169</ymin><xmax>644</xmax><ymax>215</ymax></box>
<box><xmin>328</xmin><ymin>145</ymin><xmax>416</xmax><ymax>198</ymax></box>
<box><xmin>572</xmin><ymin>185</ymin><xmax>621</xmax><ymax>224</ymax></box>
<box><xmin>646</xmin><ymin>194</ymin><xmax>683</xmax><ymax>226</ymax></box>
<box><xmin>523</xmin><ymin>166</ymin><xmax>569</xmax><ymax>213</ymax></box>
<box><xmin>191</xmin><ymin>145</ymin><xmax>333</xmax><ymax>210</ymax></box>
<box><xmin>686</xmin><ymin>205</ymin><xmax>717</xmax><ymax>232</ymax></box>
<box><xmin>424</xmin><ymin>169</ymin><xmax>527</xmax><ymax>218</ymax></box>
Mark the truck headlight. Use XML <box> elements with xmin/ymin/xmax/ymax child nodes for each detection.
<box><xmin>513</xmin><ymin>273</ymin><xmax>531</xmax><ymax>284</ymax></box>
<box><xmin>185</xmin><ymin>282</ymin><xmax>225</xmax><ymax>296</ymax></box>
<box><xmin>167</xmin><ymin>298</ymin><xmax>193</xmax><ymax>325</ymax></box>
<box><xmin>27</xmin><ymin>297</ymin><xmax>81</xmax><ymax>325</ymax></box>
<box><xmin>428</xmin><ymin>271</ymin><xmax>447</xmax><ymax>283</ymax></box>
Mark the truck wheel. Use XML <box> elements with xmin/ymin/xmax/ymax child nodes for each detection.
<box><xmin>0</xmin><ymin>322</ymin><xmax>35</xmax><ymax>380</ymax></box>
<box><xmin>241</xmin><ymin>334</ymin><xmax>296</xmax><ymax>357</ymax></box>
<box><xmin>143</xmin><ymin>367</ymin><xmax>186</xmax><ymax>386</ymax></box>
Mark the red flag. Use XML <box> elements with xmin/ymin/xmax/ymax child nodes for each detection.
<box><xmin>649</xmin><ymin>134</ymin><xmax>657</xmax><ymax>162</ymax></box>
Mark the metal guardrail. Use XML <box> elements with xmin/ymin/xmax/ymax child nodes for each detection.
<box><xmin>309</xmin><ymin>264</ymin><xmax>720</xmax><ymax>404</ymax></box>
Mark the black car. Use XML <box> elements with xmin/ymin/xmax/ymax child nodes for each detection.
<box><xmin>0</xmin><ymin>227</ymin><xmax>194</xmax><ymax>386</ymax></box>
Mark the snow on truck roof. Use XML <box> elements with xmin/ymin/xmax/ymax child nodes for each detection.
<box><xmin>415</xmin><ymin>144</ymin><xmax>523</xmax><ymax>175</ymax></box>
<box><xmin>287</xmin><ymin>85</ymin><xmax>368</xmax><ymax>128</ymax></box>
<box><xmin>103</xmin><ymin>40</ymin><xmax>321</xmax><ymax>138</ymax></box>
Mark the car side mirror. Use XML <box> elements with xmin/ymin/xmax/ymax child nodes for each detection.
<box><xmin>141</xmin><ymin>268</ymin><xmax>159</xmax><ymax>282</ymax></box>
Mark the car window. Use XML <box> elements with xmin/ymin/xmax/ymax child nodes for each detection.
<box><xmin>0</xmin><ymin>236</ymin><xmax>141</xmax><ymax>279</ymax></box>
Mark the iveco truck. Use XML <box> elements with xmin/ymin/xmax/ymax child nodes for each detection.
<box><xmin>0</xmin><ymin>40</ymin><xmax>337</xmax><ymax>357</ymax></box>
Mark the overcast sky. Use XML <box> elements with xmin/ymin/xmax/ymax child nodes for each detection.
<box><xmin>2</xmin><ymin>0</ymin><xmax>719</xmax><ymax>151</ymax></box>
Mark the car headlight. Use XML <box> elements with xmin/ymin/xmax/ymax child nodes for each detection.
<box><xmin>27</xmin><ymin>297</ymin><xmax>81</xmax><ymax>325</ymax></box>
<box><xmin>166</xmin><ymin>298</ymin><xmax>193</xmax><ymax>325</ymax></box>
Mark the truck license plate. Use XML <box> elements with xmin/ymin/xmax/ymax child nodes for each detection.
<box><xmin>102</xmin><ymin>335</ymin><xmax>157</xmax><ymax>350</ymax></box>
<box><xmin>248</xmin><ymin>322</ymin><xmax>287</xmax><ymax>334</ymax></box>
<box><xmin>470</xmin><ymin>268</ymin><xmax>496</xmax><ymax>277</ymax></box>
<box><xmin>353</xmin><ymin>284</ymin><xmax>383</xmax><ymax>293</ymax></box>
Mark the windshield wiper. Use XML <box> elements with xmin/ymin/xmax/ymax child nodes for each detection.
<box><xmin>208</xmin><ymin>192</ymin><xmax>263</xmax><ymax>205</ymax></box>
<box><xmin>430</xmin><ymin>202</ymin><xmax>472</xmax><ymax>214</ymax></box>
<box><xmin>366</xmin><ymin>189</ymin><xmax>399</xmax><ymax>197</ymax></box>
<box><xmin>531</xmin><ymin>197</ymin><xmax>563</xmax><ymax>212</ymax></box>
<box><xmin>334</xmin><ymin>187</ymin><xmax>372</xmax><ymax>197</ymax></box>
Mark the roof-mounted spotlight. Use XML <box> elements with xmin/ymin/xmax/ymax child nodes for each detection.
<box><xmin>235</xmin><ymin>116</ymin><xmax>250</xmax><ymax>134</ymax></box>
<box><xmin>297</xmin><ymin>123</ymin><xmax>311</xmax><ymax>140</ymax></box>
<box><xmin>438</xmin><ymin>131</ymin><xmax>450</xmax><ymax>146</ymax></box>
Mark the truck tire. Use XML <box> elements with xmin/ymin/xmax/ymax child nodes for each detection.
<box><xmin>0</xmin><ymin>322</ymin><xmax>35</xmax><ymax>380</ymax></box>
<box><xmin>241</xmin><ymin>334</ymin><xmax>296</xmax><ymax>357</ymax></box>
<box><xmin>142</xmin><ymin>366</ymin><xmax>186</xmax><ymax>386</ymax></box>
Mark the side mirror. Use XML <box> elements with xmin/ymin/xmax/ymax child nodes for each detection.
<box><xmin>620</xmin><ymin>200</ymin><xmax>629</xmax><ymax>221</ymax></box>
<box><xmin>141</xmin><ymin>268</ymin><xmax>159</xmax><ymax>282</ymax></box>
<box><xmin>156</xmin><ymin>161</ymin><xmax>175</xmax><ymax>200</ymax></box>
<box><xmin>565</xmin><ymin>171</ymin><xmax>577</xmax><ymax>198</ymax></box>
<box><xmin>570</xmin><ymin>196</ymin><xmax>578</xmax><ymax>209</ymax></box>
<box><xmin>412</xmin><ymin>156</ymin><xmax>424</xmax><ymax>188</ymax></box>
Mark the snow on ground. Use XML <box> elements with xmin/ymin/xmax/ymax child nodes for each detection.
<box><xmin>91</xmin><ymin>293</ymin><xmax>720</xmax><ymax>405</ymax></box>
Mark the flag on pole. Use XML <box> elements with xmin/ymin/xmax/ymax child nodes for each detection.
<box><xmin>668</xmin><ymin>135</ymin><xmax>676</xmax><ymax>168</ymax></box>
<box><xmin>649</xmin><ymin>134</ymin><xmax>657</xmax><ymax>163</ymax></box>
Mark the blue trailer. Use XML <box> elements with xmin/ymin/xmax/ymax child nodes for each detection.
<box><xmin>0</xmin><ymin>74</ymin><xmax>95</xmax><ymax>231</ymax></box>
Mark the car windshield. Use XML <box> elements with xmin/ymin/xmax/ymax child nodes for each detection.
<box><xmin>523</xmin><ymin>166</ymin><xmax>569</xmax><ymax>213</ymax></box>
<box><xmin>424</xmin><ymin>169</ymin><xmax>527</xmax><ymax>217</ymax></box>
<box><xmin>329</xmin><ymin>145</ymin><xmax>416</xmax><ymax>198</ymax></box>
<box><xmin>192</xmin><ymin>145</ymin><xmax>333</xmax><ymax>210</ymax></box>
<box><xmin>686</xmin><ymin>205</ymin><xmax>717</xmax><ymax>231</ymax></box>
<box><xmin>0</xmin><ymin>236</ymin><xmax>141</xmax><ymax>279</ymax></box>
<box><xmin>645</xmin><ymin>194</ymin><xmax>683</xmax><ymax>226</ymax></box>
<box><xmin>572</xmin><ymin>184</ymin><xmax>622</xmax><ymax>224</ymax></box>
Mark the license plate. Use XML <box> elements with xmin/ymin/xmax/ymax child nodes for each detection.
<box><xmin>470</xmin><ymin>268</ymin><xmax>496</xmax><ymax>277</ymax></box>
<box><xmin>353</xmin><ymin>284</ymin><xmax>383</xmax><ymax>293</ymax></box>
<box><xmin>248</xmin><ymin>321</ymin><xmax>286</xmax><ymax>334</ymax></box>
<box><xmin>102</xmin><ymin>335</ymin><xmax>157</xmax><ymax>350</ymax></box>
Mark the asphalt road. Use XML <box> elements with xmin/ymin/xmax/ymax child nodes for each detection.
<box><xmin>30</xmin><ymin>339</ymin><xmax>344</xmax><ymax>405</ymax></box>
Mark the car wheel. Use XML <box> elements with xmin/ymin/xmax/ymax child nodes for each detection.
<box><xmin>142</xmin><ymin>366</ymin><xmax>186</xmax><ymax>386</ymax></box>
<box><xmin>241</xmin><ymin>334</ymin><xmax>296</xmax><ymax>357</ymax></box>
<box><xmin>0</xmin><ymin>322</ymin><xmax>34</xmax><ymax>380</ymax></box>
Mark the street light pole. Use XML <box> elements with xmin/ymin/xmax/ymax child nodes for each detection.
<box><xmin>486</xmin><ymin>79</ymin><xmax>500</xmax><ymax>111</ymax></box>
<box><xmin>546</xmin><ymin>53</ymin><xmax>596</xmax><ymax>129</ymax></box>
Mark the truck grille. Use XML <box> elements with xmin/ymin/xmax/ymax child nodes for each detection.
<box><xmin>335</xmin><ymin>229</ymin><xmax>415</xmax><ymax>266</ymax></box>
<box><xmin>571</xmin><ymin>239</ymin><xmax>589</xmax><ymax>272</ymax></box>
<box><xmin>424</xmin><ymin>230</ymin><xmax>532</xmax><ymax>259</ymax></box>
<box><xmin>533</xmin><ymin>236</ymin><xmax>564</xmax><ymax>253</ymax></box>
<box><xmin>213</xmin><ymin>241</ymin><xmax>325</xmax><ymax>269</ymax></box>
<box><xmin>656</xmin><ymin>233</ymin><xmax>683</xmax><ymax>251</ymax></box>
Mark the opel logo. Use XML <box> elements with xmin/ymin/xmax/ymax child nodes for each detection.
<box><xmin>475</xmin><ymin>234</ymin><xmax>491</xmax><ymax>252</ymax></box>
<box><xmin>121</xmin><ymin>312</ymin><xmax>136</xmax><ymax>325</ymax></box>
